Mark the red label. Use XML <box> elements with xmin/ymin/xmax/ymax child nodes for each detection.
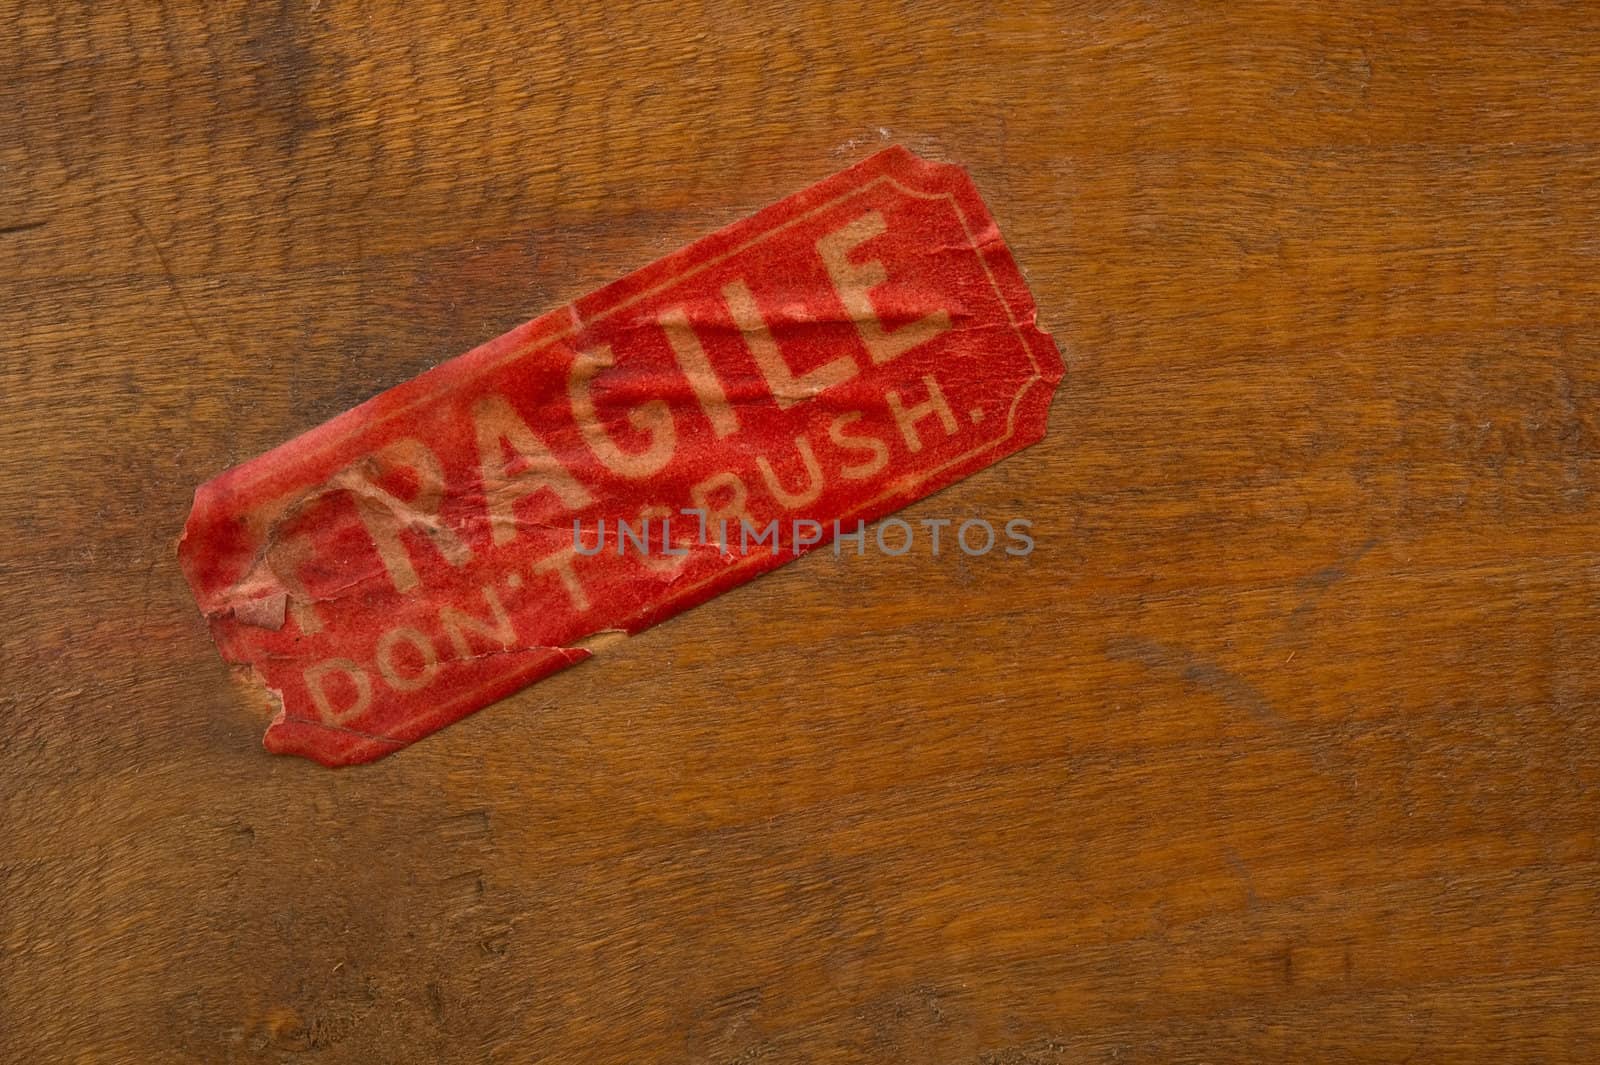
<box><xmin>179</xmin><ymin>147</ymin><xmax>1064</xmax><ymax>766</ymax></box>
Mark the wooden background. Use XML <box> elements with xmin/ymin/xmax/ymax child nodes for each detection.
<box><xmin>4</xmin><ymin>1</ymin><xmax>1600</xmax><ymax>1061</ymax></box>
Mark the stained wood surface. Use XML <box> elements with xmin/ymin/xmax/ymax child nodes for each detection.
<box><xmin>5</xmin><ymin>2</ymin><xmax>1600</xmax><ymax>1062</ymax></box>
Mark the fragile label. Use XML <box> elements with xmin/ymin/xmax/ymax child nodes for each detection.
<box><xmin>179</xmin><ymin>146</ymin><xmax>1064</xmax><ymax>766</ymax></box>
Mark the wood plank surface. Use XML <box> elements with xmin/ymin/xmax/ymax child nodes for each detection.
<box><xmin>4</xmin><ymin>2</ymin><xmax>1600</xmax><ymax>1061</ymax></box>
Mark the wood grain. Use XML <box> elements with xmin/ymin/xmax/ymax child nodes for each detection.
<box><xmin>4</xmin><ymin>2</ymin><xmax>1599</xmax><ymax>1061</ymax></box>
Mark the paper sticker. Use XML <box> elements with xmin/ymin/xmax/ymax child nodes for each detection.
<box><xmin>179</xmin><ymin>146</ymin><xmax>1064</xmax><ymax>766</ymax></box>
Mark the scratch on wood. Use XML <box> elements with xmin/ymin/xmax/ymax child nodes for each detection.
<box><xmin>125</xmin><ymin>205</ymin><xmax>216</xmax><ymax>351</ymax></box>
<box><xmin>1280</xmin><ymin>536</ymin><xmax>1382</xmax><ymax>641</ymax></box>
<box><xmin>1104</xmin><ymin>634</ymin><xmax>1343</xmax><ymax>772</ymax></box>
<box><xmin>1298</xmin><ymin>536</ymin><xmax>1381</xmax><ymax>594</ymax></box>
<box><xmin>1106</xmin><ymin>634</ymin><xmax>1289</xmax><ymax>730</ymax></box>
